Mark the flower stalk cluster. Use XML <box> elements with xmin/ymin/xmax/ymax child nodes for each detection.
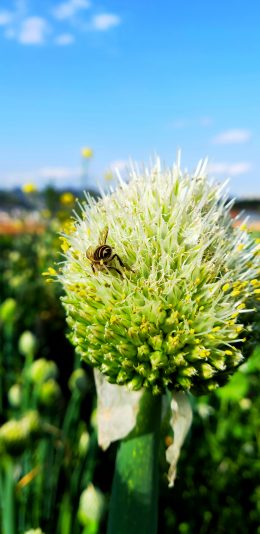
<box><xmin>58</xmin><ymin>158</ymin><xmax>259</xmax><ymax>395</ymax></box>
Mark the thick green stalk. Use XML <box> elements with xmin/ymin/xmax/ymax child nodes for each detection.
<box><xmin>107</xmin><ymin>392</ymin><xmax>162</xmax><ymax>534</ymax></box>
<box><xmin>2</xmin><ymin>458</ymin><xmax>15</xmax><ymax>534</ymax></box>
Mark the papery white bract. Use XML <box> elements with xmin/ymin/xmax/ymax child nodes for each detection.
<box><xmin>166</xmin><ymin>392</ymin><xmax>193</xmax><ymax>487</ymax></box>
<box><xmin>94</xmin><ymin>370</ymin><xmax>142</xmax><ymax>450</ymax></box>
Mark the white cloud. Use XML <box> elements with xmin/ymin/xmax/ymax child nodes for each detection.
<box><xmin>18</xmin><ymin>17</ymin><xmax>50</xmax><ymax>44</ymax></box>
<box><xmin>52</xmin><ymin>0</ymin><xmax>90</xmax><ymax>20</ymax></box>
<box><xmin>209</xmin><ymin>162</ymin><xmax>252</xmax><ymax>176</ymax></box>
<box><xmin>0</xmin><ymin>10</ymin><xmax>13</xmax><ymax>25</ymax></box>
<box><xmin>55</xmin><ymin>33</ymin><xmax>74</xmax><ymax>45</ymax></box>
<box><xmin>212</xmin><ymin>129</ymin><xmax>252</xmax><ymax>144</ymax></box>
<box><xmin>91</xmin><ymin>13</ymin><xmax>121</xmax><ymax>31</ymax></box>
<box><xmin>0</xmin><ymin>2</ymin><xmax>122</xmax><ymax>45</ymax></box>
<box><xmin>170</xmin><ymin>116</ymin><xmax>213</xmax><ymax>129</ymax></box>
<box><xmin>38</xmin><ymin>167</ymin><xmax>80</xmax><ymax>179</ymax></box>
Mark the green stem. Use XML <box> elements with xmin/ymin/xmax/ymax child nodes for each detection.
<box><xmin>57</xmin><ymin>493</ymin><xmax>72</xmax><ymax>534</ymax></box>
<box><xmin>80</xmin><ymin>428</ymin><xmax>98</xmax><ymax>489</ymax></box>
<box><xmin>22</xmin><ymin>350</ymin><xmax>34</xmax><ymax>411</ymax></box>
<box><xmin>2</xmin><ymin>458</ymin><xmax>16</xmax><ymax>534</ymax></box>
<box><xmin>107</xmin><ymin>392</ymin><xmax>162</xmax><ymax>534</ymax></box>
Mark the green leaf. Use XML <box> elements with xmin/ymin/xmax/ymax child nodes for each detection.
<box><xmin>216</xmin><ymin>372</ymin><xmax>249</xmax><ymax>402</ymax></box>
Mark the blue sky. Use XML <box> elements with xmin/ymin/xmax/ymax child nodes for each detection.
<box><xmin>0</xmin><ymin>0</ymin><xmax>259</xmax><ymax>197</ymax></box>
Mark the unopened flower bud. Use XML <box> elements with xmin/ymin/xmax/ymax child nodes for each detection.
<box><xmin>8</xmin><ymin>384</ymin><xmax>22</xmax><ymax>408</ymax></box>
<box><xmin>23</xmin><ymin>410</ymin><xmax>41</xmax><ymax>438</ymax></box>
<box><xmin>19</xmin><ymin>331</ymin><xmax>37</xmax><ymax>357</ymax></box>
<box><xmin>29</xmin><ymin>359</ymin><xmax>58</xmax><ymax>384</ymax></box>
<box><xmin>24</xmin><ymin>529</ymin><xmax>45</xmax><ymax>534</ymax></box>
<box><xmin>38</xmin><ymin>380</ymin><xmax>61</xmax><ymax>408</ymax></box>
<box><xmin>68</xmin><ymin>369</ymin><xmax>89</xmax><ymax>394</ymax></box>
<box><xmin>78</xmin><ymin>484</ymin><xmax>105</xmax><ymax>526</ymax></box>
<box><xmin>0</xmin><ymin>298</ymin><xmax>17</xmax><ymax>324</ymax></box>
<box><xmin>0</xmin><ymin>419</ymin><xmax>29</xmax><ymax>456</ymax></box>
<box><xmin>78</xmin><ymin>430</ymin><xmax>90</xmax><ymax>457</ymax></box>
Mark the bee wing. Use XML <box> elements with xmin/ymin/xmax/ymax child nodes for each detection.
<box><xmin>86</xmin><ymin>246</ymin><xmax>95</xmax><ymax>260</ymax></box>
<box><xmin>98</xmin><ymin>226</ymin><xmax>109</xmax><ymax>245</ymax></box>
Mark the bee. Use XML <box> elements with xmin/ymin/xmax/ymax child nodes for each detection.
<box><xmin>86</xmin><ymin>226</ymin><xmax>131</xmax><ymax>276</ymax></box>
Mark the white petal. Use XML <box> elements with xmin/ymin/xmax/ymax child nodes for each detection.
<box><xmin>166</xmin><ymin>392</ymin><xmax>193</xmax><ymax>487</ymax></box>
<box><xmin>94</xmin><ymin>370</ymin><xmax>142</xmax><ymax>450</ymax></box>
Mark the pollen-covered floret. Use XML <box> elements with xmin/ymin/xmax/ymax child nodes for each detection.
<box><xmin>58</xmin><ymin>158</ymin><xmax>259</xmax><ymax>395</ymax></box>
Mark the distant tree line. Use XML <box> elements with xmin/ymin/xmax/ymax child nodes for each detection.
<box><xmin>0</xmin><ymin>186</ymin><xmax>99</xmax><ymax>213</ymax></box>
<box><xmin>233</xmin><ymin>199</ymin><xmax>260</xmax><ymax>212</ymax></box>
<box><xmin>0</xmin><ymin>187</ymin><xmax>259</xmax><ymax>213</ymax></box>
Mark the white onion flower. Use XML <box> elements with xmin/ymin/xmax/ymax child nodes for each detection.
<box><xmin>58</xmin><ymin>157</ymin><xmax>259</xmax><ymax>396</ymax></box>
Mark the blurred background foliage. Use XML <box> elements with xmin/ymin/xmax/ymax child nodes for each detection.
<box><xmin>0</xmin><ymin>193</ymin><xmax>259</xmax><ymax>534</ymax></box>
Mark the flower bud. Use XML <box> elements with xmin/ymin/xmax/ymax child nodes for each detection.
<box><xmin>150</xmin><ymin>351</ymin><xmax>168</xmax><ymax>369</ymax></box>
<box><xmin>78</xmin><ymin>430</ymin><xmax>90</xmax><ymax>457</ymax></box>
<box><xmin>137</xmin><ymin>344</ymin><xmax>150</xmax><ymax>360</ymax></box>
<box><xmin>19</xmin><ymin>331</ymin><xmax>37</xmax><ymax>357</ymax></box>
<box><xmin>24</xmin><ymin>529</ymin><xmax>45</xmax><ymax>534</ymax></box>
<box><xmin>199</xmin><ymin>363</ymin><xmax>216</xmax><ymax>380</ymax></box>
<box><xmin>116</xmin><ymin>369</ymin><xmax>131</xmax><ymax>385</ymax></box>
<box><xmin>28</xmin><ymin>358</ymin><xmax>58</xmax><ymax>384</ymax></box>
<box><xmin>68</xmin><ymin>369</ymin><xmax>89</xmax><ymax>394</ymax></box>
<box><xmin>38</xmin><ymin>380</ymin><xmax>61</xmax><ymax>408</ymax></box>
<box><xmin>0</xmin><ymin>298</ymin><xmax>17</xmax><ymax>324</ymax></box>
<box><xmin>8</xmin><ymin>384</ymin><xmax>22</xmax><ymax>408</ymax></box>
<box><xmin>149</xmin><ymin>335</ymin><xmax>163</xmax><ymax>351</ymax></box>
<box><xmin>128</xmin><ymin>375</ymin><xmax>144</xmax><ymax>391</ymax></box>
<box><xmin>0</xmin><ymin>419</ymin><xmax>29</xmax><ymax>456</ymax></box>
<box><xmin>22</xmin><ymin>410</ymin><xmax>41</xmax><ymax>439</ymax></box>
<box><xmin>78</xmin><ymin>484</ymin><xmax>105</xmax><ymax>527</ymax></box>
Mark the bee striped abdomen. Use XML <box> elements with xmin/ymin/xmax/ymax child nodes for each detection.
<box><xmin>94</xmin><ymin>245</ymin><xmax>112</xmax><ymax>261</ymax></box>
<box><xmin>87</xmin><ymin>227</ymin><xmax>128</xmax><ymax>276</ymax></box>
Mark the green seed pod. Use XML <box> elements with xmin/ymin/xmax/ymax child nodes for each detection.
<box><xmin>58</xmin><ymin>158</ymin><xmax>259</xmax><ymax>394</ymax></box>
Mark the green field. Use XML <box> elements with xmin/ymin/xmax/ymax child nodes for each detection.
<box><xmin>0</xmin><ymin>218</ymin><xmax>259</xmax><ymax>534</ymax></box>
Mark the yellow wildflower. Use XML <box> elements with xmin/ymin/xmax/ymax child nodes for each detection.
<box><xmin>60</xmin><ymin>192</ymin><xmax>75</xmax><ymax>205</ymax></box>
<box><xmin>22</xmin><ymin>183</ymin><xmax>37</xmax><ymax>194</ymax></box>
<box><xmin>81</xmin><ymin>147</ymin><xmax>93</xmax><ymax>159</ymax></box>
<box><xmin>104</xmin><ymin>171</ymin><xmax>113</xmax><ymax>181</ymax></box>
